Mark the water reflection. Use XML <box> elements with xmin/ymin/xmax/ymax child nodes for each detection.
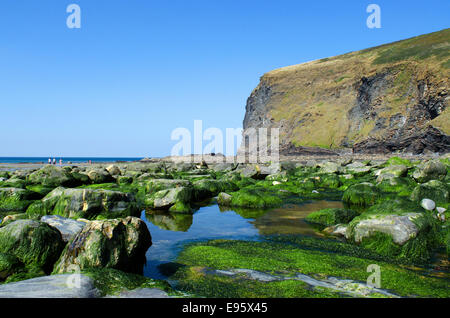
<box><xmin>145</xmin><ymin>211</ymin><xmax>193</xmax><ymax>232</ymax></box>
<box><xmin>251</xmin><ymin>201</ymin><xmax>343</xmax><ymax>236</ymax></box>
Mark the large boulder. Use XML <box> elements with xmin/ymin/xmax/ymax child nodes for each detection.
<box><xmin>319</xmin><ymin>161</ymin><xmax>342</xmax><ymax>174</ymax></box>
<box><xmin>0</xmin><ymin>188</ymin><xmax>36</xmax><ymax>212</ymax></box>
<box><xmin>0</xmin><ymin>274</ymin><xmax>100</xmax><ymax>298</ymax></box>
<box><xmin>53</xmin><ymin>217</ymin><xmax>151</xmax><ymax>274</ymax></box>
<box><xmin>86</xmin><ymin>169</ymin><xmax>115</xmax><ymax>184</ymax></box>
<box><xmin>27</xmin><ymin>187</ymin><xmax>140</xmax><ymax>219</ymax></box>
<box><xmin>40</xmin><ymin>215</ymin><xmax>87</xmax><ymax>242</ymax></box>
<box><xmin>412</xmin><ymin>160</ymin><xmax>447</xmax><ymax>183</ymax></box>
<box><xmin>375</xmin><ymin>165</ymin><xmax>409</xmax><ymax>182</ymax></box>
<box><xmin>346</xmin><ymin>209</ymin><xmax>439</xmax><ymax>262</ymax></box>
<box><xmin>146</xmin><ymin>187</ymin><xmax>193</xmax><ymax>213</ymax></box>
<box><xmin>0</xmin><ymin>220</ymin><xmax>65</xmax><ymax>273</ymax></box>
<box><xmin>28</xmin><ymin>165</ymin><xmax>76</xmax><ymax>187</ymax></box>
<box><xmin>105</xmin><ymin>165</ymin><xmax>121</xmax><ymax>176</ymax></box>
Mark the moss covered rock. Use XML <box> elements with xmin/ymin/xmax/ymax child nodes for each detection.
<box><xmin>0</xmin><ymin>188</ymin><xmax>36</xmax><ymax>212</ymax></box>
<box><xmin>0</xmin><ymin>220</ymin><xmax>65</xmax><ymax>273</ymax></box>
<box><xmin>226</xmin><ymin>187</ymin><xmax>283</xmax><ymax>209</ymax></box>
<box><xmin>410</xmin><ymin>180</ymin><xmax>449</xmax><ymax>205</ymax></box>
<box><xmin>306</xmin><ymin>208</ymin><xmax>357</xmax><ymax>227</ymax></box>
<box><xmin>53</xmin><ymin>217</ymin><xmax>151</xmax><ymax>274</ymax></box>
<box><xmin>413</xmin><ymin>160</ymin><xmax>447</xmax><ymax>183</ymax></box>
<box><xmin>27</xmin><ymin>187</ymin><xmax>140</xmax><ymax>220</ymax></box>
<box><xmin>342</xmin><ymin>183</ymin><xmax>380</xmax><ymax>206</ymax></box>
<box><xmin>193</xmin><ymin>179</ymin><xmax>238</xmax><ymax>201</ymax></box>
<box><xmin>0</xmin><ymin>252</ymin><xmax>23</xmax><ymax>280</ymax></box>
<box><xmin>145</xmin><ymin>186</ymin><xmax>193</xmax><ymax>213</ymax></box>
<box><xmin>28</xmin><ymin>165</ymin><xmax>77</xmax><ymax>188</ymax></box>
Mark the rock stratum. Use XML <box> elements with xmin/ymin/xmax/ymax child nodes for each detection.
<box><xmin>242</xmin><ymin>29</ymin><xmax>450</xmax><ymax>155</ymax></box>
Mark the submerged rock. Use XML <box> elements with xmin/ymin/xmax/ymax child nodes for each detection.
<box><xmin>53</xmin><ymin>217</ymin><xmax>152</xmax><ymax>274</ymax></box>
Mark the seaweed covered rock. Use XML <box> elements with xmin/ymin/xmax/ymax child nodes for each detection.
<box><xmin>0</xmin><ymin>220</ymin><xmax>65</xmax><ymax>273</ymax></box>
<box><xmin>375</xmin><ymin>165</ymin><xmax>409</xmax><ymax>182</ymax></box>
<box><xmin>28</xmin><ymin>165</ymin><xmax>77</xmax><ymax>188</ymax></box>
<box><xmin>27</xmin><ymin>187</ymin><xmax>140</xmax><ymax>219</ymax></box>
<box><xmin>193</xmin><ymin>179</ymin><xmax>238</xmax><ymax>201</ymax></box>
<box><xmin>346</xmin><ymin>201</ymin><xmax>440</xmax><ymax>262</ymax></box>
<box><xmin>145</xmin><ymin>187</ymin><xmax>193</xmax><ymax>213</ymax></box>
<box><xmin>0</xmin><ymin>188</ymin><xmax>36</xmax><ymax>212</ymax></box>
<box><xmin>221</xmin><ymin>187</ymin><xmax>283</xmax><ymax>209</ymax></box>
<box><xmin>144</xmin><ymin>179</ymin><xmax>191</xmax><ymax>194</ymax></box>
<box><xmin>412</xmin><ymin>160</ymin><xmax>447</xmax><ymax>183</ymax></box>
<box><xmin>410</xmin><ymin>180</ymin><xmax>449</xmax><ymax>205</ymax></box>
<box><xmin>86</xmin><ymin>169</ymin><xmax>115</xmax><ymax>184</ymax></box>
<box><xmin>217</xmin><ymin>192</ymin><xmax>232</xmax><ymax>206</ymax></box>
<box><xmin>342</xmin><ymin>183</ymin><xmax>379</xmax><ymax>206</ymax></box>
<box><xmin>0</xmin><ymin>178</ymin><xmax>27</xmax><ymax>189</ymax></box>
<box><xmin>53</xmin><ymin>217</ymin><xmax>151</xmax><ymax>274</ymax></box>
<box><xmin>0</xmin><ymin>253</ymin><xmax>23</xmax><ymax>280</ymax></box>
<box><xmin>306</xmin><ymin>208</ymin><xmax>357</xmax><ymax>227</ymax></box>
<box><xmin>319</xmin><ymin>161</ymin><xmax>342</xmax><ymax>174</ymax></box>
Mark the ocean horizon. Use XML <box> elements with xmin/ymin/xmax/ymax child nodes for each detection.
<box><xmin>0</xmin><ymin>157</ymin><xmax>145</xmax><ymax>164</ymax></box>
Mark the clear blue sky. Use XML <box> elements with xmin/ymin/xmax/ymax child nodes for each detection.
<box><xmin>0</xmin><ymin>0</ymin><xmax>448</xmax><ymax>157</ymax></box>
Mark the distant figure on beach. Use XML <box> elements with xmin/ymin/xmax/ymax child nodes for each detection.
<box><xmin>59</xmin><ymin>159</ymin><xmax>62</xmax><ymax>166</ymax></box>
<box><xmin>48</xmin><ymin>158</ymin><xmax>51</xmax><ymax>165</ymax></box>
<box><xmin>89</xmin><ymin>160</ymin><xmax>92</xmax><ymax>165</ymax></box>
<box><xmin>53</xmin><ymin>158</ymin><xmax>56</xmax><ymax>165</ymax></box>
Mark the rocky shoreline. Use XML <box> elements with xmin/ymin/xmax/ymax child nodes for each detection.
<box><xmin>0</xmin><ymin>155</ymin><xmax>449</xmax><ymax>298</ymax></box>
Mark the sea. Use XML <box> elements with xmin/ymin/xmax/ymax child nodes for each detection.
<box><xmin>0</xmin><ymin>157</ymin><xmax>144</xmax><ymax>164</ymax></box>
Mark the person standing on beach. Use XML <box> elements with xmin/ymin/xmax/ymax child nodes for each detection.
<box><xmin>59</xmin><ymin>159</ymin><xmax>62</xmax><ymax>166</ymax></box>
<box><xmin>53</xmin><ymin>158</ymin><xmax>56</xmax><ymax>165</ymax></box>
<box><xmin>48</xmin><ymin>158</ymin><xmax>51</xmax><ymax>165</ymax></box>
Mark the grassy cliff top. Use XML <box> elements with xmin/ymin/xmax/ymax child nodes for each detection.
<box><xmin>257</xmin><ymin>28</ymin><xmax>449</xmax><ymax>149</ymax></box>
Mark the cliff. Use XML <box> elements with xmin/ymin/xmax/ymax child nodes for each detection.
<box><xmin>242</xmin><ymin>29</ymin><xmax>450</xmax><ymax>155</ymax></box>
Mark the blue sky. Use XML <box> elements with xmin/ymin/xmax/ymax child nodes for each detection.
<box><xmin>0</xmin><ymin>0</ymin><xmax>448</xmax><ymax>157</ymax></box>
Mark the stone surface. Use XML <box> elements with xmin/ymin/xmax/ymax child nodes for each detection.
<box><xmin>0</xmin><ymin>274</ymin><xmax>100</xmax><ymax>298</ymax></box>
<box><xmin>420</xmin><ymin>199</ymin><xmax>436</xmax><ymax>211</ymax></box>
<box><xmin>41</xmin><ymin>215</ymin><xmax>87</xmax><ymax>242</ymax></box>
<box><xmin>412</xmin><ymin>160</ymin><xmax>447</xmax><ymax>183</ymax></box>
<box><xmin>348</xmin><ymin>213</ymin><xmax>422</xmax><ymax>245</ymax></box>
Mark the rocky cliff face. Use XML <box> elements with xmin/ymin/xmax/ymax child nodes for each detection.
<box><xmin>241</xmin><ymin>29</ymin><xmax>450</xmax><ymax>155</ymax></box>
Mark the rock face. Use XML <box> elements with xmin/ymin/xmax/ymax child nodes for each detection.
<box><xmin>53</xmin><ymin>217</ymin><xmax>152</xmax><ymax>274</ymax></box>
<box><xmin>240</xmin><ymin>29</ymin><xmax>449</xmax><ymax>155</ymax></box>
<box><xmin>0</xmin><ymin>274</ymin><xmax>100</xmax><ymax>298</ymax></box>
<box><xmin>0</xmin><ymin>220</ymin><xmax>65</xmax><ymax>273</ymax></box>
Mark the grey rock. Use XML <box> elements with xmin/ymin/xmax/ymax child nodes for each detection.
<box><xmin>0</xmin><ymin>274</ymin><xmax>100</xmax><ymax>298</ymax></box>
<box><xmin>41</xmin><ymin>215</ymin><xmax>87</xmax><ymax>242</ymax></box>
<box><xmin>420</xmin><ymin>199</ymin><xmax>436</xmax><ymax>211</ymax></box>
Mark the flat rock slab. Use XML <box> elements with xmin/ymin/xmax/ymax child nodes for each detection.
<box><xmin>41</xmin><ymin>215</ymin><xmax>87</xmax><ymax>242</ymax></box>
<box><xmin>0</xmin><ymin>274</ymin><xmax>100</xmax><ymax>298</ymax></box>
<box><xmin>105</xmin><ymin>288</ymin><xmax>171</xmax><ymax>298</ymax></box>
